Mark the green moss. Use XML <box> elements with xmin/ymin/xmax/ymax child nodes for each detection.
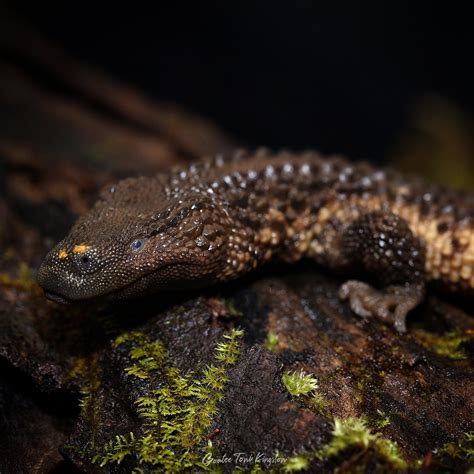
<box><xmin>282</xmin><ymin>370</ymin><xmax>318</xmax><ymax>397</ymax></box>
<box><xmin>69</xmin><ymin>353</ymin><xmax>102</xmax><ymax>455</ymax></box>
<box><xmin>282</xmin><ymin>369</ymin><xmax>332</xmax><ymax>416</ymax></box>
<box><xmin>372</xmin><ymin>409</ymin><xmax>391</xmax><ymax>430</ymax></box>
<box><xmin>264</xmin><ymin>331</ymin><xmax>279</xmax><ymax>352</ymax></box>
<box><xmin>215</xmin><ymin>328</ymin><xmax>243</xmax><ymax>364</ymax></box>
<box><xmin>320</xmin><ymin>417</ymin><xmax>406</xmax><ymax>469</ymax></box>
<box><xmin>123</xmin><ymin>334</ymin><xmax>168</xmax><ymax>380</ymax></box>
<box><xmin>307</xmin><ymin>392</ymin><xmax>330</xmax><ymax>416</ymax></box>
<box><xmin>282</xmin><ymin>417</ymin><xmax>407</xmax><ymax>472</ymax></box>
<box><xmin>91</xmin><ymin>328</ymin><xmax>244</xmax><ymax>471</ymax></box>
<box><xmin>283</xmin><ymin>454</ymin><xmax>309</xmax><ymax>472</ymax></box>
<box><xmin>67</xmin><ymin>353</ymin><xmax>101</xmax><ymax>389</ymax></box>
<box><xmin>412</xmin><ymin>328</ymin><xmax>472</xmax><ymax>359</ymax></box>
<box><xmin>323</xmin><ymin>417</ymin><xmax>373</xmax><ymax>456</ymax></box>
<box><xmin>434</xmin><ymin>431</ymin><xmax>474</xmax><ymax>461</ymax></box>
<box><xmin>93</xmin><ymin>432</ymin><xmax>138</xmax><ymax>466</ymax></box>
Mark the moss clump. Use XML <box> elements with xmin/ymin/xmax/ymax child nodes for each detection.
<box><xmin>264</xmin><ymin>331</ymin><xmax>279</xmax><ymax>352</ymax></box>
<box><xmin>372</xmin><ymin>409</ymin><xmax>391</xmax><ymax>430</ymax></box>
<box><xmin>115</xmin><ymin>331</ymin><xmax>168</xmax><ymax>380</ymax></box>
<box><xmin>434</xmin><ymin>431</ymin><xmax>474</xmax><ymax>461</ymax></box>
<box><xmin>91</xmin><ymin>328</ymin><xmax>244</xmax><ymax>471</ymax></box>
<box><xmin>282</xmin><ymin>369</ymin><xmax>332</xmax><ymax>416</ymax></box>
<box><xmin>412</xmin><ymin>328</ymin><xmax>472</xmax><ymax>359</ymax></box>
<box><xmin>282</xmin><ymin>370</ymin><xmax>318</xmax><ymax>397</ymax></box>
<box><xmin>283</xmin><ymin>417</ymin><xmax>407</xmax><ymax>472</ymax></box>
<box><xmin>319</xmin><ymin>418</ymin><xmax>401</xmax><ymax>461</ymax></box>
<box><xmin>283</xmin><ymin>454</ymin><xmax>309</xmax><ymax>472</ymax></box>
<box><xmin>307</xmin><ymin>392</ymin><xmax>330</xmax><ymax>416</ymax></box>
<box><xmin>66</xmin><ymin>354</ymin><xmax>102</xmax><ymax>459</ymax></box>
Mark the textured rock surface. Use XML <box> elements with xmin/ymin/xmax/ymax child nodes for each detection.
<box><xmin>0</xmin><ymin>17</ymin><xmax>473</xmax><ymax>474</ymax></box>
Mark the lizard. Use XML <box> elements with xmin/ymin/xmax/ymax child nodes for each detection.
<box><xmin>37</xmin><ymin>148</ymin><xmax>474</xmax><ymax>333</ymax></box>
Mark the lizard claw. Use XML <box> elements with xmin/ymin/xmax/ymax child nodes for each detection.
<box><xmin>339</xmin><ymin>280</ymin><xmax>425</xmax><ymax>334</ymax></box>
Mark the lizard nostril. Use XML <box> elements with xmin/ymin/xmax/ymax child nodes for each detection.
<box><xmin>80</xmin><ymin>255</ymin><xmax>90</xmax><ymax>264</ymax></box>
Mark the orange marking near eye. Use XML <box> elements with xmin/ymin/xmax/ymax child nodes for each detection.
<box><xmin>58</xmin><ymin>249</ymin><xmax>68</xmax><ymax>259</ymax></box>
<box><xmin>73</xmin><ymin>244</ymin><xmax>91</xmax><ymax>254</ymax></box>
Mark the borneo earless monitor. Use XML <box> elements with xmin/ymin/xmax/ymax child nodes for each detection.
<box><xmin>37</xmin><ymin>149</ymin><xmax>474</xmax><ymax>333</ymax></box>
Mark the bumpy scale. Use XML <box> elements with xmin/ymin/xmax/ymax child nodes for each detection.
<box><xmin>37</xmin><ymin>149</ymin><xmax>474</xmax><ymax>333</ymax></box>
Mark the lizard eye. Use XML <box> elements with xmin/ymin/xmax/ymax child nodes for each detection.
<box><xmin>130</xmin><ymin>238</ymin><xmax>145</xmax><ymax>253</ymax></box>
<box><xmin>76</xmin><ymin>253</ymin><xmax>95</xmax><ymax>273</ymax></box>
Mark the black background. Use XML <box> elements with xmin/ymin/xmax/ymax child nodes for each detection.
<box><xmin>11</xmin><ymin>2</ymin><xmax>474</xmax><ymax>164</ymax></box>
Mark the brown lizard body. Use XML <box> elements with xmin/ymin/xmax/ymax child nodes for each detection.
<box><xmin>37</xmin><ymin>149</ymin><xmax>474</xmax><ymax>332</ymax></box>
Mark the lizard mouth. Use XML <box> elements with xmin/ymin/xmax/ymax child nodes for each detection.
<box><xmin>41</xmin><ymin>276</ymin><xmax>148</xmax><ymax>304</ymax></box>
<box><xmin>38</xmin><ymin>260</ymin><xmax>164</xmax><ymax>304</ymax></box>
<box><xmin>40</xmin><ymin>263</ymin><xmax>180</xmax><ymax>304</ymax></box>
<box><xmin>43</xmin><ymin>290</ymin><xmax>73</xmax><ymax>305</ymax></box>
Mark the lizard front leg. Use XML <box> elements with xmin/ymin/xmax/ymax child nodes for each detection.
<box><xmin>338</xmin><ymin>211</ymin><xmax>426</xmax><ymax>333</ymax></box>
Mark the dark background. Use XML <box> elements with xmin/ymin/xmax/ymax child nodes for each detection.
<box><xmin>9</xmin><ymin>2</ymin><xmax>474</xmax><ymax>164</ymax></box>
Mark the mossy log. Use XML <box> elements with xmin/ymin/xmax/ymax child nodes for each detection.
<box><xmin>0</xmin><ymin>16</ymin><xmax>473</xmax><ymax>474</ymax></box>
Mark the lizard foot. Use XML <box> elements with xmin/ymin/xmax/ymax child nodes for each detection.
<box><xmin>339</xmin><ymin>280</ymin><xmax>425</xmax><ymax>334</ymax></box>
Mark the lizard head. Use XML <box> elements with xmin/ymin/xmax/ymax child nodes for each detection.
<box><xmin>37</xmin><ymin>177</ymin><xmax>231</xmax><ymax>303</ymax></box>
